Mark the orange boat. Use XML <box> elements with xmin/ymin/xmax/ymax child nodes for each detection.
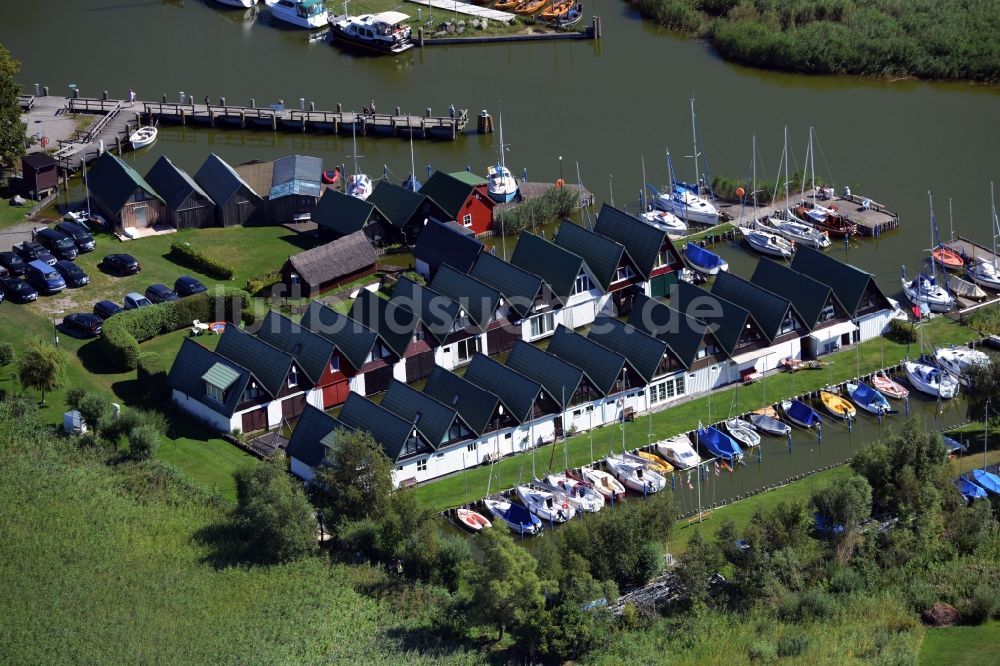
<box><xmin>932</xmin><ymin>245</ymin><xmax>965</xmax><ymax>271</ymax></box>
<box><xmin>540</xmin><ymin>0</ymin><xmax>572</xmax><ymax>18</ymax></box>
<box><xmin>494</xmin><ymin>0</ymin><xmax>519</xmax><ymax>8</ymax></box>
<box><xmin>515</xmin><ymin>0</ymin><xmax>547</xmax><ymax>13</ymax></box>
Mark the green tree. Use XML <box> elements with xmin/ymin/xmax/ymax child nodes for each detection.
<box><xmin>463</xmin><ymin>528</ymin><xmax>552</xmax><ymax>641</ymax></box>
<box><xmin>127</xmin><ymin>424</ymin><xmax>160</xmax><ymax>460</ymax></box>
<box><xmin>234</xmin><ymin>455</ymin><xmax>316</xmax><ymax>564</ymax></box>
<box><xmin>307</xmin><ymin>428</ymin><xmax>392</xmax><ymax>529</ymax></box>
<box><xmin>0</xmin><ymin>342</ymin><xmax>14</xmax><ymax>368</ymax></box>
<box><xmin>0</xmin><ymin>45</ymin><xmax>26</xmax><ymax>179</ymax></box>
<box><xmin>66</xmin><ymin>388</ymin><xmax>113</xmax><ymax>441</ymax></box>
<box><xmin>810</xmin><ymin>475</ymin><xmax>872</xmax><ymax>563</ymax></box>
<box><xmin>964</xmin><ymin>361</ymin><xmax>1000</xmax><ymax>424</ymax></box>
<box><xmin>676</xmin><ymin>530</ymin><xmax>724</xmax><ymax>609</ymax></box>
<box><xmin>16</xmin><ymin>340</ymin><xmax>65</xmax><ymax>404</ymax></box>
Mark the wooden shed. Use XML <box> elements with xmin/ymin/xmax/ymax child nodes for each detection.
<box><xmin>145</xmin><ymin>156</ymin><xmax>215</xmax><ymax>229</ymax></box>
<box><xmin>86</xmin><ymin>152</ymin><xmax>167</xmax><ymax>230</ymax></box>
<box><xmin>267</xmin><ymin>155</ymin><xmax>323</xmax><ymax>224</ymax></box>
<box><xmin>194</xmin><ymin>153</ymin><xmax>263</xmax><ymax>227</ymax></box>
<box><xmin>21</xmin><ymin>153</ymin><xmax>58</xmax><ymax>199</ymax></box>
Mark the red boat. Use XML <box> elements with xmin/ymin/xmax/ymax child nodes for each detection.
<box><xmin>321</xmin><ymin>168</ymin><xmax>341</xmax><ymax>185</ymax></box>
<box><xmin>794</xmin><ymin>205</ymin><xmax>857</xmax><ymax>238</ymax></box>
<box><xmin>456</xmin><ymin>508</ymin><xmax>492</xmax><ymax>532</ymax></box>
<box><xmin>932</xmin><ymin>245</ymin><xmax>965</xmax><ymax>271</ymax></box>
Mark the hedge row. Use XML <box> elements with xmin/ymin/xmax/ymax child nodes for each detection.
<box><xmin>99</xmin><ymin>288</ymin><xmax>254</xmax><ymax>371</ymax></box>
<box><xmin>168</xmin><ymin>242</ymin><xmax>235</xmax><ymax>280</ymax></box>
<box><xmin>246</xmin><ymin>270</ymin><xmax>283</xmax><ymax>296</ymax></box>
<box><xmin>137</xmin><ymin>352</ymin><xmax>170</xmax><ymax>403</ymax></box>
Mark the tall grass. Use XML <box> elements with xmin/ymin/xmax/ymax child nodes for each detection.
<box><xmin>625</xmin><ymin>0</ymin><xmax>1000</xmax><ymax>82</ymax></box>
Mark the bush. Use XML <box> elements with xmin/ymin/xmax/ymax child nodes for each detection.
<box><xmin>501</xmin><ymin>186</ymin><xmax>580</xmax><ymax>234</ymax></box>
<box><xmin>128</xmin><ymin>424</ymin><xmax>161</xmax><ymax>461</ymax></box>
<box><xmin>0</xmin><ymin>341</ymin><xmax>13</xmax><ymax>367</ymax></box>
<box><xmin>245</xmin><ymin>271</ymin><xmax>282</xmax><ymax>296</ymax></box>
<box><xmin>828</xmin><ymin>566</ymin><xmax>864</xmax><ymax>595</ymax></box>
<box><xmin>747</xmin><ymin>639</ymin><xmax>777</xmax><ymax>662</ymax></box>
<box><xmin>401</xmin><ymin>271</ymin><xmax>425</xmax><ymax>287</ymax></box>
<box><xmin>777</xmin><ymin>633</ymin><xmax>809</xmax><ymax>658</ymax></box>
<box><xmin>885</xmin><ymin>318</ymin><xmax>916</xmax><ymax>344</ymax></box>
<box><xmin>780</xmin><ymin>588</ymin><xmax>836</xmax><ymax>623</ymax></box>
<box><xmin>168</xmin><ymin>242</ymin><xmax>235</xmax><ymax>280</ymax></box>
<box><xmin>961</xmin><ymin>585</ymin><xmax>998</xmax><ymax>624</ymax></box>
<box><xmin>137</xmin><ymin>353</ymin><xmax>170</xmax><ymax>402</ymax></box>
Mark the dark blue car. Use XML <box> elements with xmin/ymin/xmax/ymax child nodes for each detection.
<box><xmin>25</xmin><ymin>260</ymin><xmax>66</xmax><ymax>294</ymax></box>
<box><xmin>145</xmin><ymin>283</ymin><xmax>179</xmax><ymax>303</ymax></box>
<box><xmin>54</xmin><ymin>260</ymin><xmax>89</xmax><ymax>288</ymax></box>
<box><xmin>0</xmin><ymin>252</ymin><xmax>25</xmax><ymax>276</ymax></box>
<box><xmin>174</xmin><ymin>275</ymin><xmax>207</xmax><ymax>297</ymax></box>
<box><xmin>93</xmin><ymin>300</ymin><xmax>124</xmax><ymax>320</ymax></box>
<box><xmin>0</xmin><ymin>277</ymin><xmax>38</xmax><ymax>303</ymax></box>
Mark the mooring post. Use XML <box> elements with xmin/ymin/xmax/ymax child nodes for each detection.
<box><xmin>336</xmin><ymin>102</ymin><xmax>342</xmax><ymax>112</ymax></box>
<box><xmin>309</xmin><ymin>101</ymin><xmax>315</xmax><ymax>111</ymax></box>
<box><xmin>418</xmin><ymin>27</ymin><xmax>424</xmax><ymax>47</ymax></box>
<box><xmin>43</xmin><ymin>85</ymin><xmax>49</xmax><ymax>97</ymax></box>
<box><xmin>102</xmin><ymin>90</ymin><xmax>108</xmax><ymax>101</ymax></box>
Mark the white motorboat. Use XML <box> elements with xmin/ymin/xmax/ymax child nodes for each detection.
<box><xmin>901</xmin><ymin>272</ymin><xmax>954</xmax><ymax>313</ymax></box>
<box><xmin>129</xmin><ymin>126</ymin><xmax>157</xmax><ymax>150</ymax></box>
<box><xmin>903</xmin><ymin>360</ymin><xmax>959</xmax><ymax>399</ymax></box>
<box><xmin>935</xmin><ymin>346</ymin><xmax>991</xmax><ymax>386</ymax></box>
<box><xmin>346</xmin><ymin>173</ymin><xmax>372</xmax><ymax>199</ymax></box>
<box><xmin>265</xmin><ymin>0</ymin><xmax>329</xmax><ymax>28</ymax></box>
<box><xmin>604</xmin><ymin>455</ymin><xmax>666</xmax><ymax>494</ymax></box>
<box><xmin>577</xmin><ymin>466</ymin><xmax>626</xmax><ymax>500</ymax></box>
<box><xmin>967</xmin><ymin>259</ymin><xmax>1000</xmax><ymax>291</ymax></box>
<box><xmin>216</xmin><ymin>0</ymin><xmax>256</xmax><ymax>7</ymax></box>
<box><xmin>655</xmin><ymin>434</ymin><xmax>702</xmax><ymax>469</ymax></box>
<box><xmin>740</xmin><ymin>225</ymin><xmax>794</xmax><ymax>259</ymax></box>
<box><xmin>487</xmin><ymin>110</ymin><xmax>518</xmax><ymax>203</ymax></box>
<box><xmin>543</xmin><ymin>474</ymin><xmax>604</xmax><ymax>513</ymax></box>
<box><xmin>331</xmin><ymin>11</ymin><xmax>414</xmax><ymax>54</ymax></box>
<box><xmin>516</xmin><ymin>485</ymin><xmax>575</xmax><ymax>523</ymax></box>
<box><xmin>656</xmin><ymin>186</ymin><xmax>719</xmax><ymax>226</ymax></box>
<box><xmin>640</xmin><ymin>209</ymin><xmax>687</xmax><ymax>237</ymax></box>
<box><xmin>724</xmin><ymin>418</ymin><xmax>760</xmax><ymax>448</ymax></box>
<box><xmin>763</xmin><ymin>214</ymin><xmax>831</xmax><ymax>249</ymax></box>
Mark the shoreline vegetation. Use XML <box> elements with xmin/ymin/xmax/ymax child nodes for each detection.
<box><xmin>625</xmin><ymin>0</ymin><xmax>1000</xmax><ymax>82</ymax></box>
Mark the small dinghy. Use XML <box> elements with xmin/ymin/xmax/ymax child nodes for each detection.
<box><xmin>516</xmin><ymin>484</ymin><xmax>575</xmax><ymax>523</ymax></box>
<box><xmin>604</xmin><ymin>455</ymin><xmax>666</xmax><ymax>494</ymax></box>
<box><xmin>781</xmin><ymin>399</ymin><xmax>822</xmax><ymax>428</ymax></box>
<box><xmin>845</xmin><ymin>381</ymin><xmax>893</xmax><ymax>416</ymax></box>
<box><xmin>640</xmin><ymin>209</ymin><xmax>687</xmax><ymax>237</ymax></box>
<box><xmin>971</xmin><ymin>469</ymin><xmax>1000</xmax><ymax>495</ymax></box>
<box><xmin>724</xmin><ymin>418</ymin><xmax>760</xmax><ymax>448</ymax></box>
<box><xmin>129</xmin><ymin>126</ymin><xmax>157</xmax><ymax>150</ymax></box>
<box><xmin>483</xmin><ymin>497</ymin><xmax>542</xmax><ymax>535</ymax></box>
<box><xmin>684</xmin><ymin>242</ymin><xmax>728</xmax><ymax>276</ymax></box>
<box><xmin>820</xmin><ymin>390</ymin><xmax>857</xmax><ymax>419</ymax></box>
<box><xmin>946</xmin><ymin>273</ymin><xmax>987</xmax><ymax>300</ymax></box>
<box><xmin>872</xmin><ymin>373</ymin><xmax>909</xmax><ymax>399</ymax></box>
<box><xmin>957</xmin><ymin>476</ymin><xmax>988</xmax><ymax>501</ymax></box>
<box><xmin>749</xmin><ymin>411</ymin><xmax>791</xmax><ymax>437</ymax></box>
<box><xmin>455</xmin><ymin>507</ymin><xmax>492</xmax><ymax>532</ymax></box>
<box><xmin>626</xmin><ymin>450</ymin><xmax>674</xmax><ymax>475</ymax></box>
<box><xmin>932</xmin><ymin>245</ymin><xmax>965</xmax><ymax>271</ymax></box>
<box><xmin>543</xmin><ymin>473</ymin><xmax>605</xmax><ymax>512</ymax></box>
<box><xmin>935</xmin><ymin>346</ymin><xmax>991</xmax><ymax>386</ymax></box>
<box><xmin>696</xmin><ymin>425</ymin><xmax>743</xmax><ymax>464</ymax></box>
<box><xmin>655</xmin><ymin>434</ymin><xmax>702</xmax><ymax>470</ymax></box>
<box><xmin>904</xmin><ymin>360</ymin><xmax>959</xmax><ymax>398</ymax></box>
<box><xmin>575</xmin><ymin>466</ymin><xmax>626</xmax><ymax>500</ymax></box>
<box><xmin>941</xmin><ymin>436</ymin><xmax>967</xmax><ymax>457</ymax></box>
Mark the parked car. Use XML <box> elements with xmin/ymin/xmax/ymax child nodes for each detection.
<box><xmin>13</xmin><ymin>241</ymin><xmax>56</xmax><ymax>266</ymax></box>
<box><xmin>101</xmin><ymin>253</ymin><xmax>141</xmax><ymax>275</ymax></box>
<box><xmin>0</xmin><ymin>265</ymin><xmax>7</xmax><ymax>279</ymax></box>
<box><xmin>34</xmin><ymin>228</ymin><xmax>79</xmax><ymax>260</ymax></box>
<box><xmin>0</xmin><ymin>252</ymin><xmax>25</xmax><ymax>276</ymax></box>
<box><xmin>123</xmin><ymin>292</ymin><xmax>153</xmax><ymax>310</ymax></box>
<box><xmin>62</xmin><ymin>312</ymin><xmax>103</xmax><ymax>338</ymax></box>
<box><xmin>54</xmin><ymin>221</ymin><xmax>96</xmax><ymax>252</ymax></box>
<box><xmin>0</xmin><ymin>277</ymin><xmax>38</xmax><ymax>303</ymax></box>
<box><xmin>25</xmin><ymin>260</ymin><xmax>66</xmax><ymax>294</ymax></box>
<box><xmin>93</xmin><ymin>300</ymin><xmax>124</xmax><ymax>319</ymax></box>
<box><xmin>174</xmin><ymin>275</ymin><xmax>207</xmax><ymax>297</ymax></box>
<box><xmin>145</xmin><ymin>283</ymin><xmax>179</xmax><ymax>304</ymax></box>
<box><xmin>54</xmin><ymin>260</ymin><xmax>89</xmax><ymax>288</ymax></box>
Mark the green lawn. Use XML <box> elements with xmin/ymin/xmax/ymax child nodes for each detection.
<box><xmin>412</xmin><ymin>314</ymin><xmax>979</xmax><ymax>511</ymax></box>
<box><xmin>159</xmin><ymin>431</ymin><xmax>256</xmax><ymax>501</ymax></box>
<box><xmin>920</xmin><ymin>621</ymin><xmax>1000</xmax><ymax>665</ymax></box>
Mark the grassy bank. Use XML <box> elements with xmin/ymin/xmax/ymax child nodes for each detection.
<box><xmin>625</xmin><ymin>0</ymin><xmax>1000</xmax><ymax>82</ymax></box>
<box><xmin>920</xmin><ymin>621</ymin><xmax>1000</xmax><ymax>666</ymax></box>
<box><xmin>412</xmin><ymin>313</ymin><xmax>977</xmax><ymax>511</ymax></box>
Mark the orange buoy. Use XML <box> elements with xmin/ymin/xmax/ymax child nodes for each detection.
<box><xmin>735</xmin><ymin>187</ymin><xmax>745</xmax><ymax>197</ymax></box>
<box><xmin>555</xmin><ymin>178</ymin><xmax>565</xmax><ymax>189</ymax></box>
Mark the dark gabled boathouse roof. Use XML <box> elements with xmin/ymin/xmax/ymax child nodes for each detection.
<box><xmin>429</xmin><ymin>264</ymin><xmax>502</xmax><ymax>333</ymax></box>
<box><xmin>789</xmin><ymin>246</ymin><xmax>892</xmax><ymax>317</ymax></box>
<box><xmin>751</xmin><ymin>258</ymin><xmax>849</xmax><ymax>331</ymax></box>
<box><xmin>587</xmin><ymin>315</ymin><xmax>669</xmax><ymax>385</ymax></box>
<box><xmin>712</xmin><ymin>271</ymin><xmax>803</xmax><ymax>343</ymax></box>
<box><xmin>510</xmin><ymin>232</ymin><xmax>594</xmax><ymax>305</ymax></box>
<box><xmin>671</xmin><ymin>280</ymin><xmax>765</xmax><ymax>357</ymax></box>
<box><xmin>469</xmin><ymin>252</ymin><xmax>545</xmax><ymax>320</ymax></box>
<box><xmin>286</xmin><ymin>405</ymin><xmax>350</xmax><ymax>468</ymax></box>
<box><xmin>463</xmin><ymin>354</ymin><xmax>546</xmax><ymax>424</ymax></box>
<box><xmin>546</xmin><ymin>325</ymin><xmax>628</xmax><ymax>396</ymax></box>
<box><xmin>505</xmin><ymin>340</ymin><xmax>585</xmax><ymax>408</ymax></box>
<box><xmin>300</xmin><ymin>300</ymin><xmax>377</xmax><ymax>372</ymax></box>
<box><xmin>423</xmin><ymin>366</ymin><xmax>503</xmax><ymax>437</ymax></box>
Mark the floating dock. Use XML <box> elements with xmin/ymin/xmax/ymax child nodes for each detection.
<box><xmin>723</xmin><ymin>187</ymin><xmax>899</xmax><ymax>237</ymax></box>
<box><xmin>943</xmin><ymin>236</ymin><xmax>998</xmax><ymax>265</ymax></box>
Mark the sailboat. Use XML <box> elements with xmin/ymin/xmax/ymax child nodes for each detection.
<box><xmin>741</xmin><ymin>225</ymin><xmax>795</xmax><ymax>258</ymax></box>
<box><xmin>872</xmin><ymin>372</ymin><xmax>909</xmax><ymax>399</ymax></box>
<box><xmin>903</xmin><ymin>359</ymin><xmax>959</xmax><ymax>398</ymax></box>
<box><xmin>931</xmin><ymin>201</ymin><xmax>964</xmax><ymax>271</ymax></box>
<box><xmin>820</xmin><ymin>390</ymin><xmax>856</xmax><ymax>419</ymax></box>
<box><xmin>604</xmin><ymin>455</ymin><xmax>666</xmax><ymax>493</ymax></box>
<box><xmin>655</xmin><ymin>434</ymin><xmax>702</xmax><ymax>469</ymax></box>
<box><xmin>763</xmin><ymin>128</ymin><xmax>831</xmax><ymax>249</ymax></box>
<box><xmin>640</xmin><ymin>206</ymin><xmax>687</xmax><ymax>237</ymax></box>
<box><xmin>483</xmin><ymin>497</ymin><xmax>543</xmax><ymax>535</ymax></box>
<box><xmin>967</xmin><ymin>182</ymin><xmax>1000</xmax><ymax>290</ymax></box>
<box><xmin>724</xmin><ymin>418</ymin><xmax>760</xmax><ymax>448</ymax></box>
<box><xmin>455</xmin><ymin>508</ymin><xmax>492</xmax><ymax>531</ymax></box>
<box><xmin>346</xmin><ymin>123</ymin><xmax>372</xmax><ymax>200</ymax></box>
<box><xmin>902</xmin><ymin>193</ymin><xmax>956</xmax><ymax>313</ymax></box>
<box><xmin>516</xmin><ymin>484</ymin><xmax>575</xmax><ymax>523</ymax></box>
<box><xmin>653</xmin><ymin>100</ymin><xmax>720</xmax><ymax>226</ymax></box>
<box><xmin>695</xmin><ymin>424</ymin><xmax>743</xmax><ymax>464</ymax></box>
<box><xmin>684</xmin><ymin>241</ymin><xmax>728</xmax><ymax>276</ymax></box>
<box><xmin>625</xmin><ymin>450</ymin><xmax>675</xmax><ymax>475</ymax></box>
<box><xmin>957</xmin><ymin>476</ymin><xmax>988</xmax><ymax>501</ymax></box>
<box><xmin>543</xmin><ymin>473</ymin><xmax>605</xmax><ymax>512</ymax></box>
<box><xmin>401</xmin><ymin>132</ymin><xmax>420</xmax><ymax>192</ymax></box>
<box><xmin>575</xmin><ymin>466</ymin><xmax>626</xmax><ymax>500</ymax></box>
<box><xmin>780</xmin><ymin>399</ymin><xmax>822</xmax><ymax>428</ymax></box>
<box><xmin>749</xmin><ymin>411</ymin><xmax>791</xmax><ymax>437</ymax></box>
<box><xmin>794</xmin><ymin>128</ymin><xmax>857</xmax><ymax>238</ymax></box>
<box><xmin>971</xmin><ymin>469</ymin><xmax>1000</xmax><ymax>495</ymax></box>
<box><xmin>845</xmin><ymin>381</ymin><xmax>892</xmax><ymax>416</ymax></box>
<box><xmin>487</xmin><ymin>109</ymin><xmax>518</xmax><ymax>203</ymax></box>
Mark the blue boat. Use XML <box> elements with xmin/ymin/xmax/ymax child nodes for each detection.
<box><xmin>780</xmin><ymin>399</ymin><xmax>822</xmax><ymax>428</ymax></box>
<box><xmin>941</xmin><ymin>436</ymin><xmax>967</xmax><ymax>456</ymax></box>
<box><xmin>813</xmin><ymin>513</ymin><xmax>845</xmax><ymax>535</ymax></box>
<box><xmin>696</xmin><ymin>425</ymin><xmax>743</xmax><ymax>463</ymax></box>
<box><xmin>972</xmin><ymin>469</ymin><xmax>1000</xmax><ymax>495</ymax></box>
<box><xmin>684</xmin><ymin>242</ymin><xmax>729</xmax><ymax>276</ymax></box>
<box><xmin>483</xmin><ymin>497</ymin><xmax>543</xmax><ymax>535</ymax></box>
<box><xmin>957</xmin><ymin>476</ymin><xmax>988</xmax><ymax>501</ymax></box>
<box><xmin>845</xmin><ymin>381</ymin><xmax>893</xmax><ymax>416</ymax></box>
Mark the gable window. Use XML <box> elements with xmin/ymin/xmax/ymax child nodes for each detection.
<box><xmin>457</xmin><ymin>336</ymin><xmax>481</xmax><ymax>362</ymax></box>
<box><xmin>779</xmin><ymin>311</ymin><xmax>798</xmax><ymax>335</ymax></box>
<box><xmin>287</xmin><ymin>365</ymin><xmax>299</xmax><ymax>388</ymax></box>
<box><xmin>446</xmin><ymin>421</ymin><xmax>471</xmax><ymax>443</ymax></box>
<box><xmin>696</xmin><ymin>343</ymin><xmax>719</xmax><ymax>360</ymax></box>
<box><xmin>242</xmin><ymin>384</ymin><xmax>261</xmax><ymax>403</ymax></box>
<box><xmin>572</xmin><ymin>272</ymin><xmax>592</xmax><ymax>296</ymax></box>
<box><xmin>614</xmin><ymin>264</ymin><xmax>635</xmax><ymax>283</ymax></box>
<box><xmin>417</xmin><ymin>458</ymin><xmax>427</xmax><ymax>472</ymax></box>
<box><xmin>529</xmin><ymin>312</ymin><xmax>554</xmax><ymax>338</ymax></box>
<box><xmin>401</xmin><ymin>433</ymin><xmax>422</xmax><ymax>457</ymax></box>
<box><xmin>205</xmin><ymin>383</ymin><xmax>225</xmax><ymax>403</ymax></box>
<box><xmin>462</xmin><ymin>213</ymin><xmax>473</xmax><ymax>228</ymax></box>
<box><xmin>819</xmin><ymin>304</ymin><xmax>836</xmax><ymax>323</ymax></box>
<box><xmin>329</xmin><ymin>356</ymin><xmax>340</xmax><ymax>373</ymax></box>
<box><xmin>737</xmin><ymin>323</ymin><xmax>763</xmax><ymax>348</ymax></box>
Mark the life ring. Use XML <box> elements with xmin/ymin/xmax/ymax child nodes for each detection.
<box><xmin>555</xmin><ymin>178</ymin><xmax>565</xmax><ymax>189</ymax></box>
<box><xmin>322</xmin><ymin>168</ymin><xmax>341</xmax><ymax>185</ymax></box>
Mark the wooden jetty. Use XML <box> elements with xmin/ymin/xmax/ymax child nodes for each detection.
<box><xmin>723</xmin><ymin>187</ymin><xmax>899</xmax><ymax>237</ymax></box>
<box><xmin>943</xmin><ymin>236</ymin><xmax>998</xmax><ymax>265</ymax></box>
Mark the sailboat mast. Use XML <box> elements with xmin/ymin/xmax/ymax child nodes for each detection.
<box><xmin>810</xmin><ymin>127</ymin><xmax>816</xmax><ymax>207</ymax></box>
<box><xmin>928</xmin><ymin>191</ymin><xmax>937</xmax><ymax>281</ymax></box>
<box><xmin>351</xmin><ymin>122</ymin><xmax>359</xmax><ymax>176</ymax></box>
<box><xmin>690</xmin><ymin>98</ymin><xmax>700</xmax><ymax>189</ymax></box>
<box><xmin>783</xmin><ymin>126</ymin><xmax>790</xmax><ymax>215</ymax></box>
<box><xmin>991</xmin><ymin>181</ymin><xmax>998</xmax><ymax>269</ymax></box>
<box><xmin>641</xmin><ymin>155</ymin><xmax>647</xmax><ymax>211</ymax></box>
<box><xmin>497</xmin><ymin>107</ymin><xmax>506</xmax><ymax>173</ymax></box>
<box><xmin>408</xmin><ymin>131</ymin><xmax>415</xmax><ymax>188</ymax></box>
<box><xmin>949</xmin><ymin>198</ymin><xmax>954</xmax><ymax>241</ymax></box>
<box><xmin>752</xmin><ymin>135</ymin><xmax>758</xmax><ymax>212</ymax></box>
